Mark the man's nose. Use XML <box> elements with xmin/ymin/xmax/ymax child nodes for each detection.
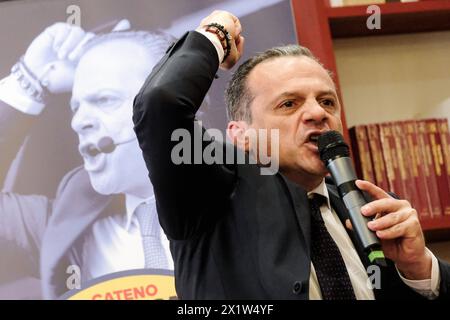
<box><xmin>302</xmin><ymin>100</ymin><xmax>328</xmax><ymax>124</ymax></box>
<box><xmin>71</xmin><ymin>104</ymin><xmax>99</xmax><ymax>134</ymax></box>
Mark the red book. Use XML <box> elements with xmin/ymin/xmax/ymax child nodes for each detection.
<box><xmin>366</xmin><ymin>124</ymin><xmax>390</xmax><ymax>191</ymax></box>
<box><xmin>427</xmin><ymin>119</ymin><xmax>450</xmax><ymax>216</ymax></box>
<box><xmin>379</xmin><ymin>122</ymin><xmax>405</xmax><ymax>198</ymax></box>
<box><xmin>438</xmin><ymin>118</ymin><xmax>450</xmax><ymax>214</ymax></box>
<box><xmin>349</xmin><ymin>125</ymin><xmax>376</xmax><ymax>183</ymax></box>
<box><xmin>417</xmin><ymin>120</ymin><xmax>442</xmax><ymax>217</ymax></box>
<box><xmin>393</xmin><ymin>121</ymin><xmax>420</xmax><ymax>212</ymax></box>
<box><xmin>404</xmin><ymin>121</ymin><xmax>431</xmax><ymax>219</ymax></box>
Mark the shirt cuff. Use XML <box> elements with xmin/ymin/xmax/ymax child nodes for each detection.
<box><xmin>195</xmin><ymin>29</ymin><xmax>225</xmax><ymax>64</ymax></box>
<box><xmin>396</xmin><ymin>248</ymin><xmax>440</xmax><ymax>299</ymax></box>
<box><xmin>0</xmin><ymin>75</ymin><xmax>45</xmax><ymax>115</ymax></box>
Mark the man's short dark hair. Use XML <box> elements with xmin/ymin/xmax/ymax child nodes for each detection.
<box><xmin>225</xmin><ymin>44</ymin><xmax>331</xmax><ymax>122</ymax></box>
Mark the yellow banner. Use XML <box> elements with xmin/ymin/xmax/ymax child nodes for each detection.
<box><xmin>63</xmin><ymin>270</ymin><xmax>177</xmax><ymax>300</ymax></box>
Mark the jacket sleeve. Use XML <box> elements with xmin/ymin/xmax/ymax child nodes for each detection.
<box><xmin>437</xmin><ymin>258</ymin><xmax>450</xmax><ymax>300</ymax></box>
<box><xmin>0</xmin><ymin>100</ymin><xmax>50</xmax><ymax>277</ymax></box>
<box><xmin>0</xmin><ymin>191</ymin><xmax>51</xmax><ymax>271</ymax></box>
<box><xmin>133</xmin><ymin>31</ymin><xmax>236</xmax><ymax>241</ymax></box>
<box><xmin>0</xmin><ymin>101</ymin><xmax>35</xmax><ymax>183</ymax></box>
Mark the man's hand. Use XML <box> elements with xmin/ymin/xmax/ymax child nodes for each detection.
<box><xmin>196</xmin><ymin>10</ymin><xmax>244</xmax><ymax>70</ymax></box>
<box><xmin>23</xmin><ymin>23</ymin><xmax>94</xmax><ymax>94</ymax></box>
<box><xmin>348</xmin><ymin>180</ymin><xmax>432</xmax><ymax>280</ymax></box>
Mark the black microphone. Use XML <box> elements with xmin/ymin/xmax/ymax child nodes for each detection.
<box><xmin>97</xmin><ymin>136</ymin><xmax>116</xmax><ymax>154</ymax></box>
<box><xmin>318</xmin><ymin>130</ymin><xmax>386</xmax><ymax>267</ymax></box>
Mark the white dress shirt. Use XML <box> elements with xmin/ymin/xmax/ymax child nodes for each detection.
<box><xmin>308</xmin><ymin>180</ymin><xmax>440</xmax><ymax>299</ymax></box>
<box><xmin>81</xmin><ymin>194</ymin><xmax>173</xmax><ymax>281</ymax></box>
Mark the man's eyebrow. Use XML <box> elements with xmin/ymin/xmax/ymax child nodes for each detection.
<box><xmin>269</xmin><ymin>92</ymin><xmax>301</xmax><ymax>105</ymax></box>
<box><xmin>270</xmin><ymin>89</ymin><xmax>337</xmax><ymax>104</ymax></box>
<box><xmin>318</xmin><ymin>90</ymin><xmax>338</xmax><ymax>97</ymax></box>
<box><xmin>69</xmin><ymin>93</ymin><xmax>96</xmax><ymax>110</ymax></box>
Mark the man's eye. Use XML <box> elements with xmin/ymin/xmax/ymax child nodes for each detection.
<box><xmin>281</xmin><ymin>100</ymin><xmax>295</xmax><ymax>108</ymax></box>
<box><xmin>321</xmin><ymin>99</ymin><xmax>335</xmax><ymax>107</ymax></box>
<box><xmin>95</xmin><ymin>96</ymin><xmax>120</xmax><ymax>107</ymax></box>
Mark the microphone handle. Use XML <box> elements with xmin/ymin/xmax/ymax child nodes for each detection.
<box><xmin>327</xmin><ymin>156</ymin><xmax>386</xmax><ymax>266</ymax></box>
<box><xmin>342</xmin><ymin>189</ymin><xmax>380</xmax><ymax>249</ymax></box>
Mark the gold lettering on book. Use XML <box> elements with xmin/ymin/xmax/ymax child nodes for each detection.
<box><xmin>430</xmin><ymin>135</ymin><xmax>441</xmax><ymax>176</ymax></box>
<box><xmin>406</xmin><ymin>125</ymin><xmax>418</xmax><ymax>178</ymax></box>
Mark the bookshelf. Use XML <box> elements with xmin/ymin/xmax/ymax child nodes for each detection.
<box><xmin>328</xmin><ymin>0</ymin><xmax>450</xmax><ymax>37</ymax></box>
<box><xmin>291</xmin><ymin>0</ymin><xmax>450</xmax><ymax>236</ymax></box>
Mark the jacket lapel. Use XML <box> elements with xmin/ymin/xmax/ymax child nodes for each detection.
<box><xmin>279</xmin><ymin>174</ymin><xmax>311</xmax><ymax>256</ymax></box>
<box><xmin>40</xmin><ymin>167</ymin><xmax>112</xmax><ymax>299</ymax></box>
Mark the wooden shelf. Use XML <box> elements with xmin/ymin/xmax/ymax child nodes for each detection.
<box><xmin>421</xmin><ymin>215</ymin><xmax>450</xmax><ymax>231</ymax></box>
<box><xmin>421</xmin><ymin>216</ymin><xmax>450</xmax><ymax>241</ymax></box>
<box><xmin>328</xmin><ymin>0</ymin><xmax>450</xmax><ymax>38</ymax></box>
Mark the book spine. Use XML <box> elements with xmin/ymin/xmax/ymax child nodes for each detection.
<box><xmin>393</xmin><ymin>121</ymin><xmax>419</xmax><ymax>213</ymax></box>
<box><xmin>349</xmin><ymin>125</ymin><xmax>376</xmax><ymax>183</ymax></box>
<box><xmin>417</xmin><ymin>120</ymin><xmax>442</xmax><ymax>217</ymax></box>
<box><xmin>427</xmin><ymin>119</ymin><xmax>450</xmax><ymax>216</ymax></box>
<box><xmin>438</xmin><ymin>119</ymin><xmax>450</xmax><ymax>215</ymax></box>
<box><xmin>367</xmin><ymin>124</ymin><xmax>390</xmax><ymax>191</ymax></box>
<box><xmin>379</xmin><ymin>122</ymin><xmax>405</xmax><ymax>198</ymax></box>
<box><xmin>404</xmin><ymin>121</ymin><xmax>430</xmax><ymax>219</ymax></box>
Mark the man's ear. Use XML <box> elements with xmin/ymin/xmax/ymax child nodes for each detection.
<box><xmin>226</xmin><ymin>120</ymin><xmax>250</xmax><ymax>152</ymax></box>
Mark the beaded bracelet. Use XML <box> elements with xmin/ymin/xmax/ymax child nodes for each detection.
<box><xmin>10</xmin><ymin>56</ymin><xmax>47</xmax><ymax>103</ymax></box>
<box><xmin>204</xmin><ymin>23</ymin><xmax>232</xmax><ymax>63</ymax></box>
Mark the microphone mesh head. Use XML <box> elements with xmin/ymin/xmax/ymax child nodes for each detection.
<box><xmin>318</xmin><ymin>130</ymin><xmax>350</xmax><ymax>163</ymax></box>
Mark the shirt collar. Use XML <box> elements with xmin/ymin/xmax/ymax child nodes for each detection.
<box><xmin>307</xmin><ymin>179</ymin><xmax>331</xmax><ymax>209</ymax></box>
<box><xmin>124</xmin><ymin>193</ymin><xmax>155</xmax><ymax>230</ymax></box>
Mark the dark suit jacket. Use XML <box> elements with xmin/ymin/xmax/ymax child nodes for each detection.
<box><xmin>0</xmin><ymin>161</ymin><xmax>120</xmax><ymax>299</ymax></box>
<box><xmin>0</xmin><ymin>104</ymin><xmax>124</xmax><ymax>299</ymax></box>
<box><xmin>133</xmin><ymin>31</ymin><xmax>450</xmax><ymax>299</ymax></box>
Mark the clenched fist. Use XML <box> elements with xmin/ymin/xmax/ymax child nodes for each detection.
<box><xmin>23</xmin><ymin>23</ymin><xmax>94</xmax><ymax>94</ymax></box>
<box><xmin>196</xmin><ymin>10</ymin><xmax>244</xmax><ymax>70</ymax></box>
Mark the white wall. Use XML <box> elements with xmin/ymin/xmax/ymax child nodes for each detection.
<box><xmin>333</xmin><ymin>31</ymin><xmax>450</xmax><ymax>127</ymax></box>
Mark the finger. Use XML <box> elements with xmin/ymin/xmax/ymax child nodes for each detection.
<box><xmin>231</xmin><ymin>15</ymin><xmax>242</xmax><ymax>36</ymax></box>
<box><xmin>367</xmin><ymin>208</ymin><xmax>414</xmax><ymax>231</ymax></box>
<box><xmin>345</xmin><ymin>219</ymin><xmax>353</xmax><ymax>231</ymax></box>
<box><xmin>361</xmin><ymin>198</ymin><xmax>410</xmax><ymax>217</ymax></box>
<box><xmin>68</xmin><ymin>32</ymin><xmax>95</xmax><ymax>61</ymax></box>
<box><xmin>229</xmin><ymin>12</ymin><xmax>239</xmax><ymax>22</ymax></box>
<box><xmin>236</xmin><ymin>35</ymin><xmax>244</xmax><ymax>58</ymax></box>
<box><xmin>57</xmin><ymin>26</ymin><xmax>85</xmax><ymax>60</ymax></box>
<box><xmin>375</xmin><ymin>216</ymin><xmax>421</xmax><ymax>240</ymax></box>
<box><xmin>51</xmin><ymin>24</ymin><xmax>72</xmax><ymax>53</ymax></box>
<box><xmin>355</xmin><ymin>179</ymin><xmax>391</xmax><ymax>200</ymax></box>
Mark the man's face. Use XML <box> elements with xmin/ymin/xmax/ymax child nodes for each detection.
<box><xmin>71</xmin><ymin>39</ymin><xmax>155</xmax><ymax>196</ymax></box>
<box><xmin>246</xmin><ymin>56</ymin><xmax>342</xmax><ymax>186</ymax></box>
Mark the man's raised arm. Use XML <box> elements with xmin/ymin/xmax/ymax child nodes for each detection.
<box><xmin>133</xmin><ymin>11</ymin><xmax>244</xmax><ymax>240</ymax></box>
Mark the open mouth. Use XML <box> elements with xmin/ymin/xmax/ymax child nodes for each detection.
<box><xmin>87</xmin><ymin>144</ymin><xmax>101</xmax><ymax>157</ymax></box>
<box><xmin>80</xmin><ymin>143</ymin><xmax>101</xmax><ymax>158</ymax></box>
<box><xmin>305</xmin><ymin>130</ymin><xmax>330</xmax><ymax>151</ymax></box>
<box><xmin>79</xmin><ymin>142</ymin><xmax>107</xmax><ymax>172</ymax></box>
<box><xmin>309</xmin><ymin>134</ymin><xmax>320</xmax><ymax>145</ymax></box>
<box><xmin>307</xmin><ymin>133</ymin><xmax>322</xmax><ymax>147</ymax></box>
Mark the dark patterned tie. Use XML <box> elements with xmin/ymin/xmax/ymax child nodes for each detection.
<box><xmin>309</xmin><ymin>194</ymin><xmax>356</xmax><ymax>300</ymax></box>
<box><xmin>135</xmin><ymin>201</ymin><xmax>170</xmax><ymax>269</ymax></box>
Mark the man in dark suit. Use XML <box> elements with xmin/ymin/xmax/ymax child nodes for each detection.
<box><xmin>0</xmin><ymin>22</ymin><xmax>174</xmax><ymax>299</ymax></box>
<box><xmin>133</xmin><ymin>10</ymin><xmax>450</xmax><ymax>299</ymax></box>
